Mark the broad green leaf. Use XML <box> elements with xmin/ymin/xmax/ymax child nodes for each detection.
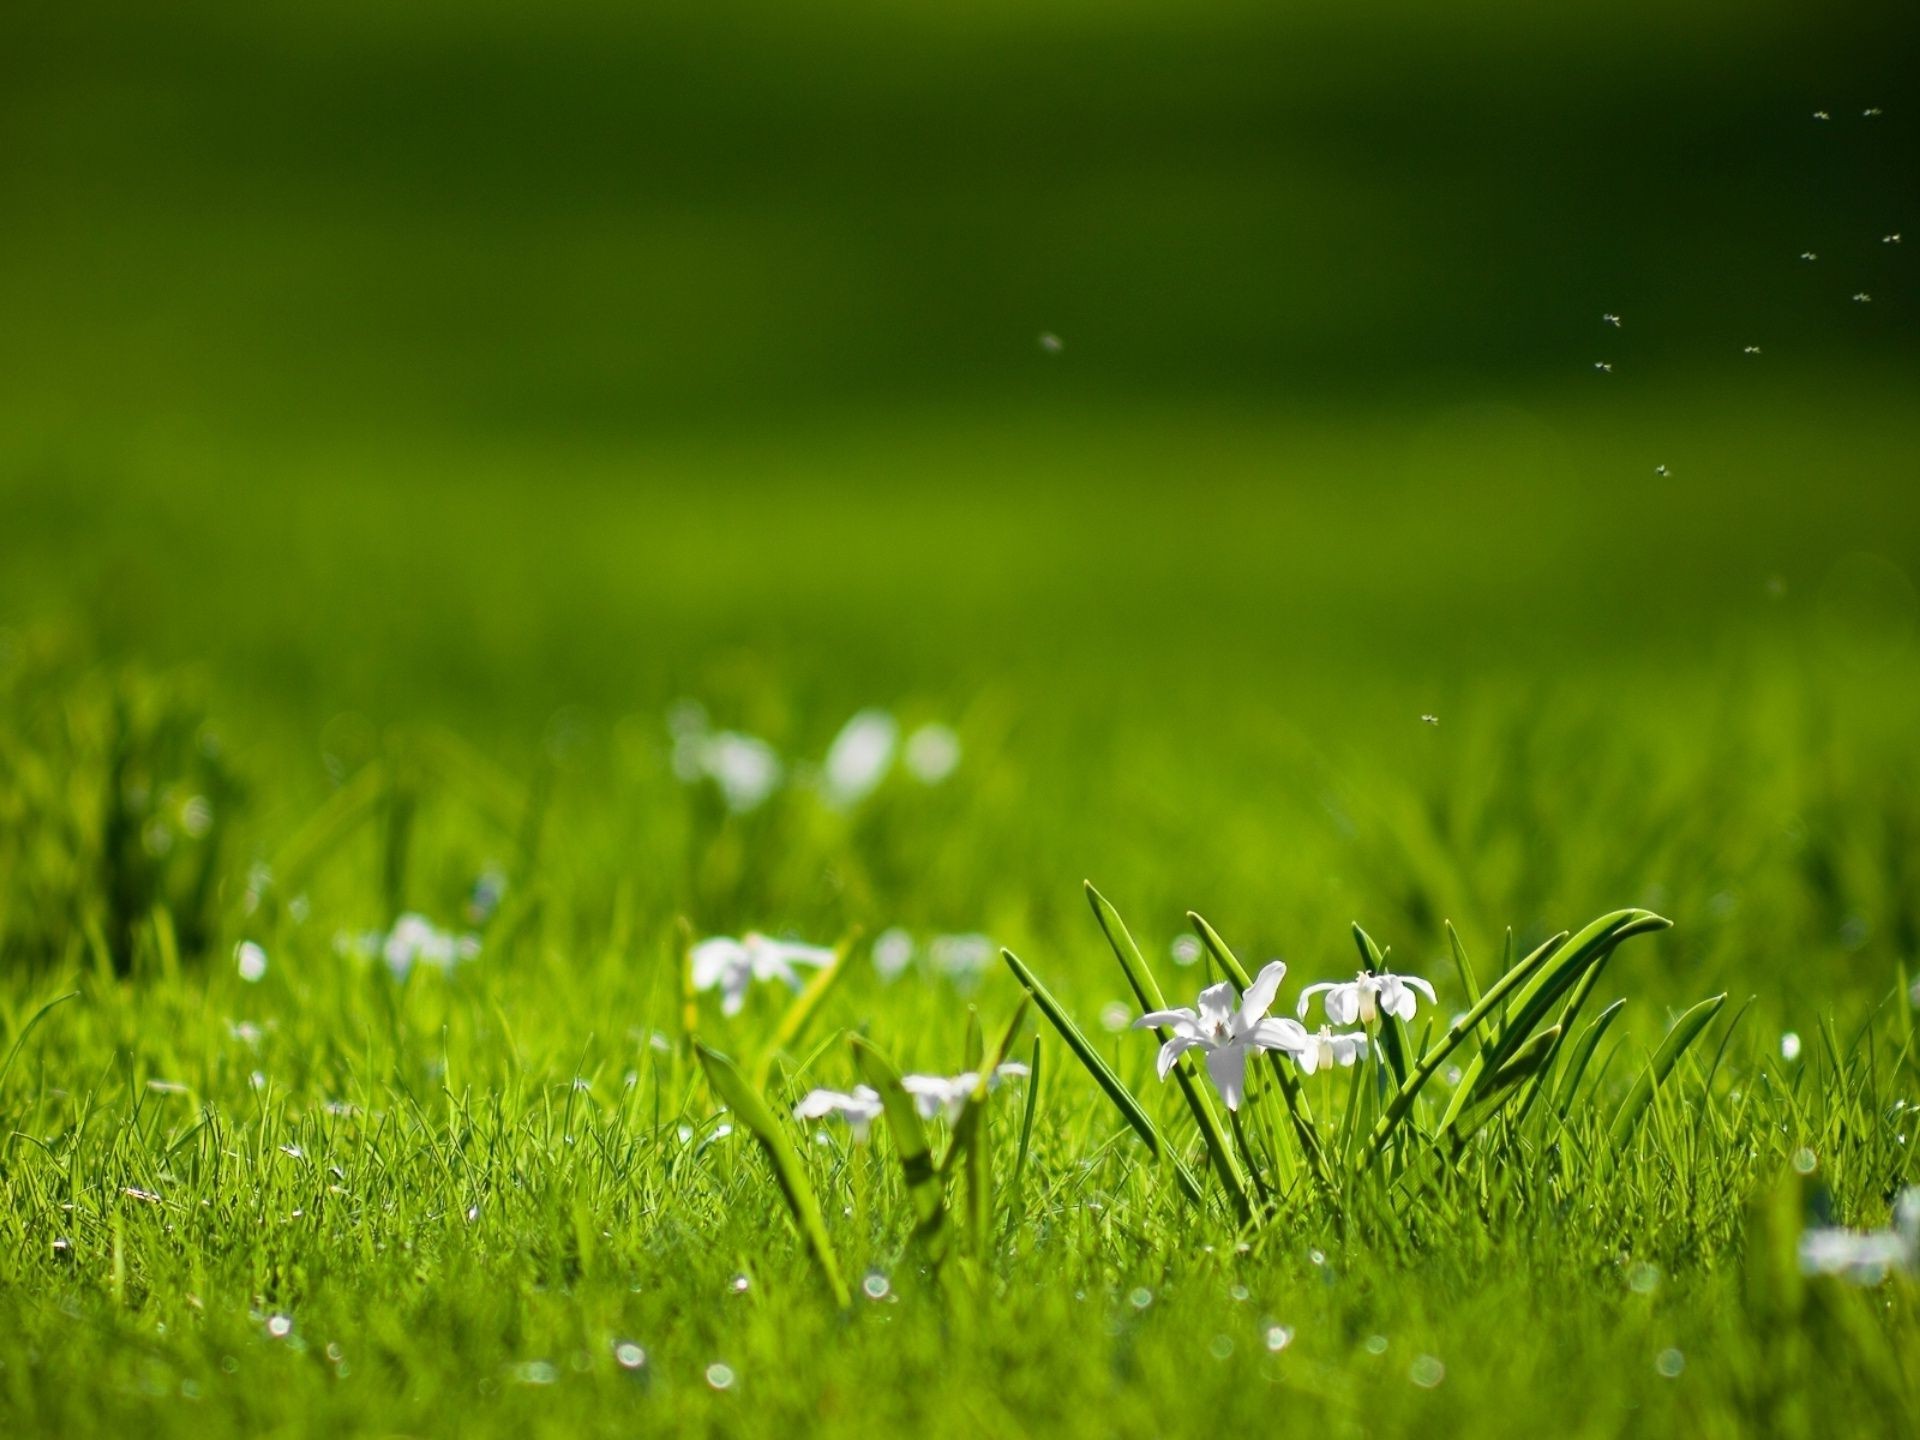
<box><xmin>1607</xmin><ymin>993</ymin><xmax>1728</xmax><ymax>1151</ymax></box>
<box><xmin>1001</xmin><ymin>947</ymin><xmax>1205</xmax><ymax>1208</ymax></box>
<box><xmin>1086</xmin><ymin>883</ymin><xmax>1249</xmax><ymax>1220</ymax></box>
<box><xmin>693</xmin><ymin>1041</ymin><xmax>850</xmax><ymax>1307</ymax></box>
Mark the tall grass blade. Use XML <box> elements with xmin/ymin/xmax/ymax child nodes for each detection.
<box><xmin>1000</xmin><ymin>947</ymin><xmax>1205</xmax><ymax>1207</ymax></box>
<box><xmin>693</xmin><ymin>1041</ymin><xmax>851</xmax><ymax>1307</ymax></box>
<box><xmin>754</xmin><ymin>932</ymin><xmax>858</xmax><ymax>1088</ymax></box>
<box><xmin>849</xmin><ymin>1035</ymin><xmax>944</xmax><ymax>1244</ymax></box>
<box><xmin>1607</xmin><ymin>992</ymin><xmax>1728</xmax><ymax>1151</ymax></box>
<box><xmin>1551</xmin><ymin>997</ymin><xmax>1627</xmax><ymax>1122</ymax></box>
<box><xmin>1085</xmin><ymin>884</ymin><xmax>1248</xmax><ymax>1219</ymax></box>
<box><xmin>1437</xmin><ymin>909</ymin><xmax>1670</xmax><ymax>1132</ymax></box>
<box><xmin>1447</xmin><ymin>1025</ymin><xmax>1561</xmax><ymax>1149</ymax></box>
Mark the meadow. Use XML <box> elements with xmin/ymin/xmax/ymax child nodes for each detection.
<box><xmin>3</xmin><ymin>1</ymin><xmax>1919</xmax><ymax>1435</ymax></box>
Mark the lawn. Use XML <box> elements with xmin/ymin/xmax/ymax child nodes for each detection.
<box><xmin>2</xmin><ymin>1</ymin><xmax>1918</xmax><ymax>1435</ymax></box>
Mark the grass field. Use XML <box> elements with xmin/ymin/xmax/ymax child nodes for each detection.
<box><xmin>4</xmin><ymin>0</ymin><xmax>1920</xmax><ymax>1435</ymax></box>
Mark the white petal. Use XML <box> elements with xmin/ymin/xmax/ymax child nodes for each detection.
<box><xmin>691</xmin><ymin>938</ymin><xmax>745</xmax><ymax>991</ymax></box>
<box><xmin>1295</xmin><ymin>1044</ymin><xmax>1320</xmax><ymax>1077</ymax></box>
<box><xmin>1197</xmin><ymin>982</ymin><xmax>1237</xmax><ymax>1029</ymax></box>
<box><xmin>1401</xmin><ymin>974</ymin><xmax>1437</xmax><ymax>1003</ymax></box>
<box><xmin>1295</xmin><ymin>982</ymin><xmax>1334</xmax><ymax>1020</ymax></box>
<box><xmin>1327</xmin><ymin>986</ymin><xmax>1359</xmax><ymax>1026</ymax></box>
<box><xmin>1336</xmin><ymin>1034</ymin><xmax>1365</xmax><ymax>1065</ymax></box>
<box><xmin>793</xmin><ymin>1088</ymin><xmax>854</xmax><ymax>1121</ymax></box>
<box><xmin>1237</xmin><ymin>960</ymin><xmax>1287</xmax><ymax>1027</ymax></box>
<box><xmin>1134</xmin><ymin>1007</ymin><xmax>1199</xmax><ymax>1035</ymax></box>
<box><xmin>1205</xmin><ymin>1044</ymin><xmax>1247</xmax><ymax>1110</ymax></box>
<box><xmin>1250</xmin><ymin>1017</ymin><xmax>1310</xmax><ymax>1054</ymax></box>
<box><xmin>991</xmin><ymin>1062</ymin><xmax>1030</xmax><ymax>1082</ymax></box>
<box><xmin>1383</xmin><ymin>984</ymin><xmax>1417</xmax><ymax>1021</ymax></box>
<box><xmin>774</xmin><ymin>941</ymin><xmax>837</xmax><ymax>970</ymax></box>
<box><xmin>720</xmin><ymin>979</ymin><xmax>748</xmax><ymax>1017</ymax></box>
<box><xmin>1157</xmin><ymin>1034</ymin><xmax>1204</xmax><ymax>1079</ymax></box>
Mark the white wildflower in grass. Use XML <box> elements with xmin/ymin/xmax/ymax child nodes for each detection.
<box><xmin>1798</xmin><ymin>1192</ymin><xmax>1918</xmax><ymax>1283</ymax></box>
<box><xmin>1296</xmin><ymin>1025</ymin><xmax>1368</xmax><ymax>1076</ymax></box>
<box><xmin>902</xmin><ymin>723</ymin><xmax>961</xmax><ymax>784</ymax></box>
<box><xmin>792</xmin><ymin>1085</ymin><xmax>884</xmax><ymax>1140</ymax></box>
<box><xmin>871</xmin><ymin>927</ymin><xmax>917</xmax><ymax>981</ymax></box>
<box><xmin>359</xmin><ymin>913</ymin><xmax>480</xmax><ymax>981</ymax></box>
<box><xmin>691</xmin><ymin>932</ymin><xmax>836</xmax><ymax>1017</ymax></box>
<box><xmin>703</xmin><ymin>732</ymin><xmax>784</xmax><ymax>812</ymax></box>
<box><xmin>822</xmin><ymin>709</ymin><xmax>899</xmax><ymax>807</ymax></box>
<box><xmin>928</xmin><ymin>932</ymin><xmax>995</xmax><ymax>980</ymax></box>
<box><xmin>235</xmin><ymin>940</ymin><xmax>268</xmax><ymax>983</ymax></box>
<box><xmin>1298</xmin><ymin>969</ymin><xmax>1435</xmax><ymax>1026</ymax></box>
<box><xmin>900</xmin><ymin>1062</ymin><xmax>1030</xmax><ymax>1121</ymax></box>
<box><xmin>1134</xmin><ymin>962</ymin><xmax>1311</xmax><ymax>1111</ymax></box>
<box><xmin>1780</xmin><ymin>1031</ymin><xmax>1801</xmax><ymax>1061</ymax></box>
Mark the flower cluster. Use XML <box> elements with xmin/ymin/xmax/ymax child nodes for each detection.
<box><xmin>667</xmin><ymin>701</ymin><xmax>961</xmax><ymax>814</ymax></box>
<box><xmin>1799</xmin><ymin>1189</ymin><xmax>1920</xmax><ymax>1284</ymax></box>
<box><xmin>871</xmin><ymin>928</ymin><xmax>996</xmax><ymax>984</ymax></box>
<box><xmin>336</xmin><ymin>913</ymin><xmax>481</xmax><ymax>981</ymax></box>
<box><xmin>691</xmin><ymin>932</ymin><xmax>836</xmax><ymax>1016</ymax></box>
<box><xmin>792</xmin><ymin>1063</ymin><xmax>1029</xmax><ymax>1138</ymax></box>
<box><xmin>1135</xmin><ymin>960</ymin><xmax>1435</xmax><ymax>1110</ymax></box>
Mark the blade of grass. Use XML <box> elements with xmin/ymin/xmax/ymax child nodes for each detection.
<box><xmin>693</xmin><ymin>1041</ymin><xmax>850</xmax><ymax>1307</ymax></box>
<box><xmin>1551</xmin><ymin>997</ymin><xmax>1627</xmax><ymax>1123</ymax></box>
<box><xmin>1445</xmin><ymin>921</ymin><xmax>1481</xmax><ymax>1006</ymax></box>
<box><xmin>1000</xmin><ymin>947</ymin><xmax>1205</xmax><ymax>1208</ymax></box>
<box><xmin>849</xmin><ymin>1035</ymin><xmax>944</xmax><ymax>1246</ymax></box>
<box><xmin>1607</xmin><ymin>992</ymin><xmax>1728</xmax><ymax>1152</ymax></box>
<box><xmin>1437</xmin><ymin>909</ymin><xmax>1670</xmax><ymax>1133</ymax></box>
<box><xmin>754</xmin><ymin>931</ymin><xmax>859</xmax><ymax>1089</ymax></box>
<box><xmin>1448</xmin><ymin>1025</ymin><xmax>1562</xmax><ymax>1152</ymax></box>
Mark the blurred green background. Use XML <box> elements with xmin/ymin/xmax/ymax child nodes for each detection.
<box><xmin>3</xmin><ymin>0</ymin><xmax>1918</xmax><ymax>1008</ymax></box>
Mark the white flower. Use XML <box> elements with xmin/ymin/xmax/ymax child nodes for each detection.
<box><xmin>703</xmin><ymin>732</ymin><xmax>784</xmax><ymax>812</ymax></box>
<box><xmin>365</xmin><ymin>913</ymin><xmax>481</xmax><ymax>981</ymax></box>
<box><xmin>1296</xmin><ymin>1025</ymin><xmax>1368</xmax><ymax>1076</ymax></box>
<box><xmin>871</xmin><ymin>927</ymin><xmax>917</xmax><ymax>981</ymax></box>
<box><xmin>899</xmin><ymin>1062</ymin><xmax>1031</xmax><ymax>1121</ymax></box>
<box><xmin>822</xmin><ymin>709</ymin><xmax>899</xmax><ymax>808</ymax></box>
<box><xmin>928</xmin><ymin>932</ymin><xmax>995</xmax><ymax>979</ymax></box>
<box><xmin>792</xmin><ymin>1085</ymin><xmax>884</xmax><ymax>1140</ymax></box>
<box><xmin>691</xmin><ymin>932</ymin><xmax>836</xmax><ymax>1017</ymax></box>
<box><xmin>903</xmin><ymin>724</ymin><xmax>961</xmax><ymax>783</ymax></box>
<box><xmin>1133</xmin><ymin>962</ymin><xmax>1310</xmax><ymax>1111</ymax></box>
<box><xmin>1799</xmin><ymin>1193</ymin><xmax>1919</xmax><ymax>1283</ymax></box>
<box><xmin>1297</xmin><ymin>969</ymin><xmax>1435</xmax><ymax>1026</ymax></box>
<box><xmin>235</xmin><ymin>941</ymin><xmax>268</xmax><ymax>983</ymax></box>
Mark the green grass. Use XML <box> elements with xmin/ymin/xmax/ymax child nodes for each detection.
<box><xmin>4</xmin><ymin>378</ymin><xmax>1920</xmax><ymax>1435</ymax></box>
<box><xmin>5</xmin><ymin>0</ymin><xmax>1920</xmax><ymax>1431</ymax></box>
